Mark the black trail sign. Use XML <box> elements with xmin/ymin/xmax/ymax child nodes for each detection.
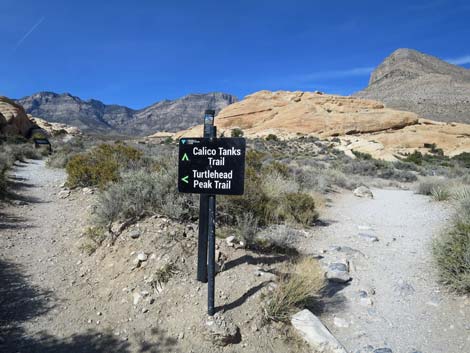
<box><xmin>178</xmin><ymin>137</ymin><xmax>246</xmax><ymax>195</ymax></box>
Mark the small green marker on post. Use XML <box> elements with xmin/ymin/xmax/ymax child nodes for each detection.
<box><xmin>182</xmin><ymin>153</ymin><xmax>189</xmax><ymax>161</ymax></box>
<box><xmin>181</xmin><ymin>175</ymin><xmax>189</xmax><ymax>184</ymax></box>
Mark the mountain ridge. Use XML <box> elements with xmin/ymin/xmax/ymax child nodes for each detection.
<box><xmin>17</xmin><ymin>91</ymin><xmax>237</xmax><ymax>135</ymax></box>
<box><xmin>355</xmin><ymin>48</ymin><xmax>470</xmax><ymax>124</ymax></box>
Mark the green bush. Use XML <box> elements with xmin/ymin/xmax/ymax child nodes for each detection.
<box><xmin>452</xmin><ymin>152</ymin><xmax>470</xmax><ymax>169</ymax></box>
<box><xmin>219</xmin><ymin>151</ymin><xmax>318</xmax><ymax>227</ymax></box>
<box><xmin>231</xmin><ymin>128</ymin><xmax>244</xmax><ymax>137</ymax></box>
<box><xmin>433</xmin><ymin>198</ymin><xmax>470</xmax><ymax>293</ymax></box>
<box><xmin>266</xmin><ymin>134</ymin><xmax>279</xmax><ymax>142</ymax></box>
<box><xmin>66</xmin><ymin>143</ymin><xmax>143</xmax><ymax>188</ymax></box>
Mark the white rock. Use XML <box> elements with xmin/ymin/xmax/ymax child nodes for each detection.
<box><xmin>353</xmin><ymin>186</ymin><xmax>373</xmax><ymax>198</ymax></box>
<box><xmin>133</xmin><ymin>292</ymin><xmax>142</xmax><ymax>305</ymax></box>
<box><xmin>225</xmin><ymin>236</ymin><xmax>236</xmax><ymax>245</ymax></box>
<box><xmin>82</xmin><ymin>187</ymin><xmax>94</xmax><ymax>195</ymax></box>
<box><xmin>58</xmin><ymin>190</ymin><xmax>70</xmax><ymax>199</ymax></box>
<box><xmin>137</xmin><ymin>252</ymin><xmax>148</xmax><ymax>262</ymax></box>
<box><xmin>291</xmin><ymin>310</ymin><xmax>348</xmax><ymax>353</ymax></box>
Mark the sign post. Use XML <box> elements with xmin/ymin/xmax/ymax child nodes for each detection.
<box><xmin>178</xmin><ymin>111</ymin><xmax>246</xmax><ymax>316</ymax></box>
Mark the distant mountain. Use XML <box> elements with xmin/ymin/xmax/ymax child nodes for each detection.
<box><xmin>355</xmin><ymin>48</ymin><xmax>470</xmax><ymax>124</ymax></box>
<box><xmin>17</xmin><ymin>92</ymin><xmax>237</xmax><ymax>135</ymax></box>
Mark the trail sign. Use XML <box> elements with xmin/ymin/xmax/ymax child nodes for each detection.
<box><xmin>178</xmin><ymin>138</ymin><xmax>246</xmax><ymax>195</ymax></box>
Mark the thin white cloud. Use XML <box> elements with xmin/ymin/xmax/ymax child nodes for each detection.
<box><xmin>14</xmin><ymin>16</ymin><xmax>45</xmax><ymax>51</ymax></box>
<box><xmin>445</xmin><ymin>55</ymin><xmax>470</xmax><ymax>65</ymax></box>
<box><xmin>296</xmin><ymin>66</ymin><xmax>374</xmax><ymax>82</ymax></box>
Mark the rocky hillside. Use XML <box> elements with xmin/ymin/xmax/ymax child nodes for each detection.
<box><xmin>171</xmin><ymin>90</ymin><xmax>470</xmax><ymax>160</ymax></box>
<box><xmin>355</xmin><ymin>48</ymin><xmax>470</xmax><ymax>124</ymax></box>
<box><xmin>17</xmin><ymin>92</ymin><xmax>237</xmax><ymax>135</ymax></box>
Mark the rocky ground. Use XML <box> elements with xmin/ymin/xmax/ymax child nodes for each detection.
<box><xmin>1</xmin><ymin>160</ymin><xmax>469</xmax><ymax>353</ymax></box>
<box><xmin>302</xmin><ymin>189</ymin><xmax>470</xmax><ymax>353</ymax></box>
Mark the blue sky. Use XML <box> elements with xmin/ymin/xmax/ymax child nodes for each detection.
<box><xmin>1</xmin><ymin>0</ymin><xmax>469</xmax><ymax>108</ymax></box>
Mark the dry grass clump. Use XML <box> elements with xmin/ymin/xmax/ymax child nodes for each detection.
<box><xmin>78</xmin><ymin>226</ymin><xmax>107</xmax><ymax>255</ymax></box>
<box><xmin>151</xmin><ymin>262</ymin><xmax>179</xmax><ymax>290</ymax></box>
<box><xmin>264</xmin><ymin>257</ymin><xmax>325</xmax><ymax>322</ymax></box>
<box><xmin>433</xmin><ymin>197</ymin><xmax>470</xmax><ymax>293</ymax></box>
<box><xmin>431</xmin><ymin>185</ymin><xmax>451</xmax><ymax>201</ymax></box>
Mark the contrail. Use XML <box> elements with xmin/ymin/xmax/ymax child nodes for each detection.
<box><xmin>14</xmin><ymin>16</ymin><xmax>45</xmax><ymax>50</ymax></box>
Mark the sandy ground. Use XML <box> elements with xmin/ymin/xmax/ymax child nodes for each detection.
<box><xmin>1</xmin><ymin>160</ymin><xmax>470</xmax><ymax>353</ymax></box>
<box><xmin>304</xmin><ymin>189</ymin><xmax>470</xmax><ymax>353</ymax></box>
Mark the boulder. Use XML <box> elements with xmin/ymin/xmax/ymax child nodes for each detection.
<box><xmin>0</xmin><ymin>96</ymin><xmax>35</xmax><ymax>137</ymax></box>
<box><xmin>326</xmin><ymin>262</ymin><xmax>351</xmax><ymax>283</ymax></box>
<box><xmin>291</xmin><ymin>309</ymin><xmax>348</xmax><ymax>353</ymax></box>
<box><xmin>353</xmin><ymin>186</ymin><xmax>374</xmax><ymax>198</ymax></box>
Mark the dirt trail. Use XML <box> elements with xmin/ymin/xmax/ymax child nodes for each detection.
<box><xmin>306</xmin><ymin>189</ymin><xmax>470</xmax><ymax>353</ymax></box>
<box><xmin>1</xmin><ymin>161</ymin><xmax>470</xmax><ymax>353</ymax></box>
<box><xmin>0</xmin><ymin>160</ymin><xmax>135</xmax><ymax>352</ymax></box>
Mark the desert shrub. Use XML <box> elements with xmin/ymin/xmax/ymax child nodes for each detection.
<box><xmin>235</xmin><ymin>213</ymin><xmax>259</xmax><ymax>247</ymax></box>
<box><xmin>352</xmin><ymin>150</ymin><xmax>373</xmax><ymax>160</ymax></box>
<box><xmin>433</xmin><ymin>198</ymin><xmax>470</xmax><ymax>293</ymax></box>
<box><xmin>416</xmin><ymin>177</ymin><xmax>446</xmax><ymax>195</ymax></box>
<box><xmin>66</xmin><ymin>143</ymin><xmax>143</xmax><ymax>188</ymax></box>
<box><xmin>256</xmin><ymin>224</ymin><xmax>303</xmax><ymax>253</ymax></box>
<box><xmin>431</xmin><ymin>186</ymin><xmax>451</xmax><ymax>201</ymax></box>
<box><xmin>94</xmin><ymin>167</ymin><xmax>197</xmax><ymax>227</ymax></box>
<box><xmin>47</xmin><ymin>138</ymin><xmax>88</xmax><ymax>168</ymax></box>
<box><xmin>263</xmin><ymin>257</ymin><xmax>325</xmax><ymax>322</ymax></box>
<box><xmin>219</xmin><ymin>150</ymin><xmax>319</xmax><ymax>227</ymax></box>
<box><xmin>452</xmin><ymin>152</ymin><xmax>470</xmax><ymax>169</ymax></box>
<box><xmin>231</xmin><ymin>128</ymin><xmax>244</xmax><ymax>137</ymax></box>
<box><xmin>79</xmin><ymin>226</ymin><xmax>107</xmax><ymax>255</ymax></box>
<box><xmin>266</xmin><ymin>134</ymin><xmax>279</xmax><ymax>142</ymax></box>
<box><xmin>451</xmin><ymin>186</ymin><xmax>470</xmax><ymax>201</ymax></box>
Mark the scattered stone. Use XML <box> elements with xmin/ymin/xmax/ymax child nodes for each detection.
<box><xmin>82</xmin><ymin>187</ymin><xmax>94</xmax><ymax>195</ymax></box>
<box><xmin>142</xmin><ymin>308</ymin><xmax>148</xmax><ymax>314</ymax></box>
<box><xmin>326</xmin><ymin>262</ymin><xmax>351</xmax><ymax>283</ymax></box>
<box><xmin>291</xmin><ymin>309</ymin><xmax>348</xmax><ymax>353</ymax></box>
<box><xmin>357</xmin><ymin>233</ymin><xmax>379</xmax><ymax>242</ymax></box>
<box><xmin>360</xmin><ymin>297</ymin><xmax>374</xmax><ymax>307</ymax></box>
<box><xmin>204</xmin><ymin>313</ymin><xmax>241</xmax><ymax>346</ymax></box>
<box><xmin>137</xmin><ymin>252</ymin><xmax>148</xmax><ymax>262</ymax></box>
<box><xmin>97</xmin><ymin>311</ymin><xmax>102</xmax><ymax>316</ymax></box>
<box><xmin>373</xmin><ymin>349</ymin><xmax>393</xmax><ymax>353</ymax></box>
<box><xmin>357</xmin><ymin>225</ymin><xmax>373</xmax><ymax>231</ymax></box>
<box><xmin>225</xmin><ymin>236</ymin><xmax>236</xmax><ymax>246</ymax></box>
<box><xmin>58</xmin><ymin>190</ymin><xmax>70</xmax><ymax>199</ymax></box>
<box><xmin>333</xmin><ymin>317</ymin><xmax>349</xmax><ymax>328</ymax></box>
<box><xmin>133</xmin><ymin>292</ymin><xmax>142</xmax><ymax>305</ymax></box>
<box><xmin>129</xmin><ymin>230</ymin><xmax>141</xmax><ymax>239</ymax></box>
<box><xmin>353</xmin><ymin>186</ymin><xmax>373</xmax><ymax>198</ymax></box>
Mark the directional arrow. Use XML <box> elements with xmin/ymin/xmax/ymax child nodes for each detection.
<box><xmin>181</xmin><ymin>175</ymin><xmax>189</xmax><ymax>184</ymax></box>
<box><xmin>181</xmin><ymin>139</ymin><xmax>186</xmax><ymax>144</ymax></box>
<box><xmin>182</xmin><ymin>153</ymin><xmax>189</xmax><ymax>161</ymax></box>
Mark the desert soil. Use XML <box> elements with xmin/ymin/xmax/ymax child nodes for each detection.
<box><xmin>304</xmin><ymin>189</ymin><xmax>470</xmax><ymax>353</ymax></box>
<box><xmin>1</xmin><ymin>160</ymin><xmax>469</xmax><ymax>353</ymax></box>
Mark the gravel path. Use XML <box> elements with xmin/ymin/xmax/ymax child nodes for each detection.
<box><xmin>0</xmin><ymin>160</ymin><xmax>118</xmax><ymax>352</ymax></box>
<box><xmin>306</xmin><ymin>188</ymin><xmax>470</xmax><ymax>353</ymax></box>
<box><xmin>2</xmin><ymin>161</ymin><xmax>470</xmax><ymax>353</ymax></box>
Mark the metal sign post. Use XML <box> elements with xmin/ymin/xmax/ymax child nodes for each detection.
<box><xmin>178</xmin><ymin>111</ymin><xmax>246</xmax><ymax>316</ymax></box>
<box><xmin>196</xmin><ymin>110</ymin><xmax>216</xmax><ymax>283</ymax></box>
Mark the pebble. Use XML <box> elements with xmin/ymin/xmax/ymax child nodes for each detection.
<box><xmin>129</xmin><ymin>230</ymin><xmax>141</xmax><ymax>239</ymax></box>
<box><xmin>137</xmin><ymin>252</ymin><xmax>148</xmax><ymax>262</ymax></box>
<box><xmin>357</xmin><ymin>233</ymin><xmax>379</xmax><ymax>242</ymax></box>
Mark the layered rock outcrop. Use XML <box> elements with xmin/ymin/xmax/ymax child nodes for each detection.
<box><xmin>169</xmin><ymin>90</ymin><xmax>470</xmax><ymax>161</ymax></box>
<box><xmin>0</xmin><ymin>96</ymin><xmax>35</xmax><ymax>136</ymax></box>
